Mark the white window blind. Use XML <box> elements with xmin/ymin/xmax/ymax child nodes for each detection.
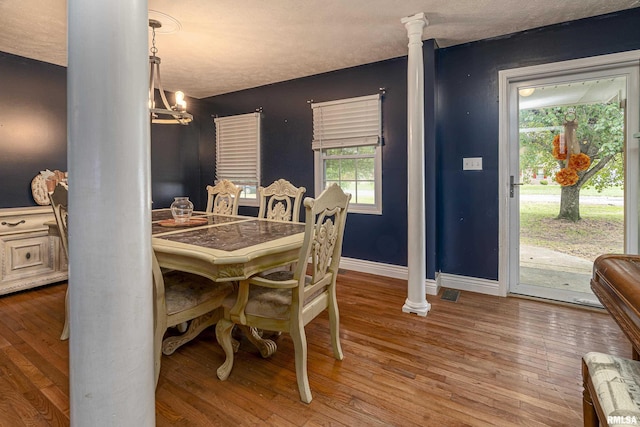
<box><xmin>214</xmin><ymin>112</ymin><xmax>261</xmax><ymax>187</ymax></box>
<box><xmin>311</xmin><ymin>94</ymin><xmax>381</xmax><ymax>150</ymax></box>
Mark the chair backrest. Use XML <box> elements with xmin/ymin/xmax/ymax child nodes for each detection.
<box><xmin>49</xmin><ymin>185</ymin><xmax>173</xmax><ymax>387</ymax></box>
<box><xmin>257</xmin><ymin>179</ymin><xmax>306</xmax><ymax>222</ymax></box>
<box><xmin>205</xmin><ymin>179</ymin><xmax>242</xmax><ymax>215</ymax></box>
<box><xmin>293</xmin><ymin>184</ymin><xmax>351</xmax><ymax>309</ymax></box>
<box><xmin>49</xmin><ymin>183</ymin><xmax>69</xmax><ymax>258</ymax></box>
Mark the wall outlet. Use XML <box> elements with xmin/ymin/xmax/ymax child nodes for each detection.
<box><xmin>463</xmin><ymin>157</ymin><xmax>482</xmax><ymax>170</ymax></box>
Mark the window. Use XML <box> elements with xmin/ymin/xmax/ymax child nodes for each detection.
<box><xmin>311</xmin><ymin>94</ymin><xmax>382</xmax><ymax>214</ymax></box>
<box><xmin>214</xmin><ymin>112</ymin><xmax>261</xmax><ymax>206</ymax></box>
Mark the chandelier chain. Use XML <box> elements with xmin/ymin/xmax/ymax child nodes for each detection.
<box><xmin>150</xmin><ymin>27</ymin><xmax>158</xmax><ymax>56</ymax></box>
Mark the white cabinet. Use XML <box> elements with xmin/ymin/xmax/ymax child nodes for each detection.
<box><xmin>0</xmin><ymin>206</ymin><xmax>67</xmax><ymax>295</ymax></box>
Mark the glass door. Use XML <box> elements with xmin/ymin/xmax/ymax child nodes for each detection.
<box><xmin>508</xmin><ymin>67</ymin><xmax>638</xmax><ymax>305</ymax></box>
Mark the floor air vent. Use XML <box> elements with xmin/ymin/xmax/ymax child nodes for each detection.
<box><xmin>441</xmin><ymin>289</ymin><xmax>460</xmax><ymax>302</ymax></box>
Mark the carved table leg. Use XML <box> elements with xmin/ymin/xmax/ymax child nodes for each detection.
<box><xmin>238</xmin><ymin>325</ymin><xmax>278</xmax><ymax>358</ymax></box>
<box><xmin>162</xmin><ymin>310</ymin><xmax>222</xmax><ymax>355</ymax></box>
<box><xmin>216</xmin><ymin>318</ymin><xmax>236</xmax><ymax>380</ymax></box>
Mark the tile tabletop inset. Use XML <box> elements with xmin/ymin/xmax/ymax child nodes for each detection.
<box><xmin>155</xmin><ymin>219</ymin><xmax>305</xmax><ymax>251</ymax></box>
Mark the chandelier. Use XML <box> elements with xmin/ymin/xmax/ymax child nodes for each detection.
<box><xmin>148</xmin><ymin>19</ymin><xmax>193</xmax><ymax>125</ymax></box>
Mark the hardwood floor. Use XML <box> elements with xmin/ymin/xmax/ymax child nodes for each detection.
<box><xmin>0</xmin><ymin>270</ymin><xmax>630</xmax><ymax>426</ymax></box>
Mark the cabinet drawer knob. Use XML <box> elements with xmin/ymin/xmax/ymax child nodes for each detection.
<box><xmin>26</xmin><ymin>252</ymin><xmax>31</xmax><ymax>260</ymax></box>
<box><xmin>1</xmin><ymin>220</ymin><xmax>26</xmax><ymax>227</ymax></box>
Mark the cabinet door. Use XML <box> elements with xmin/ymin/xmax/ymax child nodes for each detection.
<box><xmin>0</xmin><ymin>231</ymin><xmax>54</xmax><ymax>284</ymax></box>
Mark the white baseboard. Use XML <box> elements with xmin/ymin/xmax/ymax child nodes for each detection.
<box><xmin>436</xmin><ymin>272</ymin><xmax>501</xmax><ymax>296</ymax></box>
<box><xmin>339</xmin><ymin>257</ymin><xmax>439</xmax><ymax>295</ymax></box>
<box><xmin>339</xmin><ymin>258</ymin><xmax>503</xmax><ymax>297</ymax></box>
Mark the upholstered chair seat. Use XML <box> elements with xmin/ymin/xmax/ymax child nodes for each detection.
<box><xmin>164</xmin><ymin>271</ymin><xmax>234</xmax><ymax>316</ymax></box>
<box><xmin>582</xmin><ymin>351</ymin><xmax>640</xmax><ymax>426</ymax></box>
<box><xmin>221</xmin><ymin>272</ymin><xmax>316</xmax><ymax>320</ymax></box>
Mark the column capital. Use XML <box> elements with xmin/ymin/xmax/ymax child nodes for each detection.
<box><xmin>401</xmin><ymin>12</ymin><xmax>429</xmax><ymax>36</ymax></box>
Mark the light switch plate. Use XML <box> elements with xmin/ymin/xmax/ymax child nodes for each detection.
<box><xmin>463</xmin><ymin>157</ymin><xmax>482</xmax><ymax>170</ymax></box>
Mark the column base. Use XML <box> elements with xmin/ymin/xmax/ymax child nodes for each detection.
<box><xmin>402</xmin><ymin>299</ymin><xmax>431</xmax><ymax>317</ymax></box>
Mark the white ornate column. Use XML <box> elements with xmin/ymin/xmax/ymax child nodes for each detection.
<box><xmin>68</xmin><ymin>0</ymin><xmax>155</xmax><ymax>425</ymax></box>
<box><xmin>401</xmin><ymin>13</ymin><xmax>431</xmax><ymax>316</ymax></box>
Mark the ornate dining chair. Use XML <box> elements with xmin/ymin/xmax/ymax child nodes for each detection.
<box><xmin>151</xmin><ymin>250</ymin><xmax>234</xmax><ymax>386</ymax></box>
<box><xmin>205</xmin><ymin>179</ymin><xmax>242</xmax><ymax>215</ymax></box>
<box><xmin>49</xmin><ymin>184</ymin><xmax>234</xmax><ymax>386</ymax></box>
<box><xmin>215</xmin><ymin>183</ymin><xmax>351</xmax><ymax>403</ymax></box>
<box><xmin>257</xmin><ymin>179</ymin><xmax>306</xmax><ymax>222</ymax></box>
<box><xmin>49</xmin><ymin>183</ymin><xmax>70</xmax><ymax>340</ymax></box>
<box><xmin>257</xmin><ymin>179</ymin><xmax>306</xmax><ymax>279</ymax></box>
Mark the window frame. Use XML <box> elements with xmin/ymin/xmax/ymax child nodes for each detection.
<box><xmin>214</xmin><ymin>112</ymin><xmax>261</xmax><ymax>207</ymax></box>
<box><xmin>311</xmin><ymin>94</ymin><xmax>382</xmax><ymax>214</ymax></box>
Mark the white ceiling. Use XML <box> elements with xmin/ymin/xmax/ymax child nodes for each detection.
<box><xmin>1</xmin><ymin>0</ymin><xmax>639</xmax><ymax>99</ymax></box>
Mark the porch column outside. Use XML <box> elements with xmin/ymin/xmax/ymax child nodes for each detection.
<box><xmin>401</xmin><ymin>12</ymin><xmax>431</xmax><ymax>316</ymax></box>
<box><xmin>68</xmin><ymin>0</ymin><xmax>155</xmax><ymax>425</ymax></box>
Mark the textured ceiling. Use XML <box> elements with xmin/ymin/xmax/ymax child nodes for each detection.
<box><xmin>1</xmin><ymin>0</ymin><xmax>639</xmax><ymax>99</ymax></box>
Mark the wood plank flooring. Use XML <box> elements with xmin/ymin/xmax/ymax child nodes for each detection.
<box><xmin>0</xmin><ymin>270</ymin><xmax>630</xmax><ymax>426</ymax></box>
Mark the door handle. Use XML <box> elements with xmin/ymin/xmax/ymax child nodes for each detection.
<box><xmin>509</xmin><ymin>175</ymin><xmax>523</xmax><ymax>198</ymax></box>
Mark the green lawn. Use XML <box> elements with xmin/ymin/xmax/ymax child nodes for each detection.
<box><xmin>520</xmin><ymin>199</ymin><xmax>624</xmax><ymax>261</ymax></box>
<box><xmin>521</xmin><ymin>184</ymin><xmax>623</xmax><ymax>197</ymax></box>
<box><xmin>520</xmin><ymin>202</ymin><xmax>623</xmax><ymax>220</ymax></box>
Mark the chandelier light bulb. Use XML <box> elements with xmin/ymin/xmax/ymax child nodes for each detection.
<box><xmin>175</xmin><ymin>91</ymin><xmax>187</xmax><ymax>111</ymax></box>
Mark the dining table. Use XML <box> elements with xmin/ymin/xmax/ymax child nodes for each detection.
<box><xmin>152</xmin><ymin>209</ymin><xmax>306</xmax><ymax>357</ymax></box>
<box><xmin>47</xmin><ymin>208</ymin><xmax>305</xmax><ymax>357</ymax></box>
<box><xmin>151</xmin><ymin>209</ymin><xmax>305</xmax><ymax>283</ymax></box>
<box><xmin>47</xmin><ymin>209</ymin><xmax>305</xmax><ymax>280</ymax></box>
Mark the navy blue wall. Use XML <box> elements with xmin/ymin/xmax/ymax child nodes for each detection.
<box><xmin>0</xmin><ymin>53</ymin><xmax>67</xmax><ymax>207</ymax></box>
<box><xmin>201</xmin><ymin>57</ymin><xmax>419</xmax><ymax>268</ymax></box>
<box><xmin>150</xmin><ymin>98</ymin><xmax>210</xmax><ymax>210</ymax></box>
<box><xmin>436</xmin><ymin>9</ymin><xmax>640</xmax><ymax>280</ymax></box>
<box><xmin>0</xmin><ymin>51</ymin><xmax>205</xmax><ymax>210</ymax></box>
